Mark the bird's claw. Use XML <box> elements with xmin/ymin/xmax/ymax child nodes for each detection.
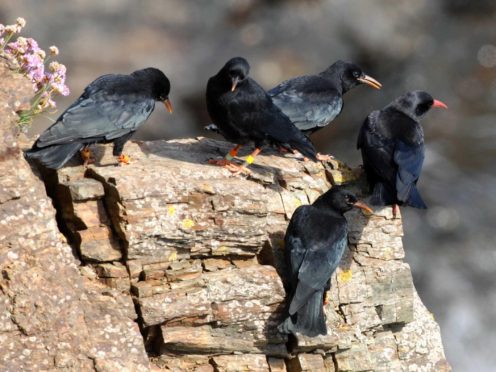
<box><xmin>118</xmin><ymin>154</ymin><xmax>131</xmax><ymax>165</ymax></box>
<box><xmin>208</xmin><ymin>158</ymin><xmax>251</xmax><ymax>175</ymax></box>
<box><xmin>317</xmin><ymin>153</ymin><xmax>334</xmax><ymax>162</ymax></box>
<box><xmin>208</xmin><ymin>158</ymin><xmax>232</xmax><ymax>167</ymax></box>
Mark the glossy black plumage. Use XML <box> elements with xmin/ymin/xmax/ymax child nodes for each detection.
<box><xmin>357</xmin><ymin>90</ymin><xmax>447</xmax><ymax>209</ymax></box>
<box><xmin>269</xmin><ymin>60</ymin><xmax>381</xmax><ymax>135</ymax></box>
<box><xmin>206</xmin><ymin>57</ymin><xmax>317</xmax><ymax>164</ymax></box>
<box><xmin>279</xmin><ymin>187</ymin><xmax>372</xmax><ymax>337</ymax></box>
<box><xmin>25</xmin><ymin>68</ymin><xmax>172</xmax><ymax>169</ymax></box>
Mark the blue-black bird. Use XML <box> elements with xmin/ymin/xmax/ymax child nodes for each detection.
<box><xmin>206</xmin><ymin>57</ymin><xmax>317</xmax><ymax>174</ymax></box>
<box><xmin>278</xmin><ymin>187</ymin><xmax>372</xmax><ymax>337</ymax></box>
<box><xmin>25</xmin><ymin>68</ymin><xmax>173</xmax><ymax>169</ymax></box>
<box><xmin>357</xmin><ymin>90</ymin><xmax>447</xmax><ymax>217</ymax></box>
<box><xmin>269</xmin><ymin>60</ymin><xmax>382</xmax><ymax>161</ymax></box>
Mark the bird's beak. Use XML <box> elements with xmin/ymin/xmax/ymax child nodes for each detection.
<box><xmin>357</xmin><ymin>75</ymin><xmax>382</xmax><ymax>90</ymax></box>
<box><xmin>432</xmin><ymin>99</ymin><xmax>448</xmax><ymax>109</ymax></box>
<box><xmin>163</xmin><ymin>98</ymin><xmax>173</xmax><ymax>113</ymax></box>
<box><xmin>353</xmin><ymin>200</ymin><xmax>374</xmax><ymax>215</ymax></box>
<box><xmin>231</xmin><ymin>77</ymin><xmax>239</xmax><ymax>92</ymax></box>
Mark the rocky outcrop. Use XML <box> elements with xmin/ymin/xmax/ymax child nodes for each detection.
<box><xmin>1</xmin><ymin>62</ymin><xmax>450</xmax><ymax>371</ymax></box>
<box><xmin>0</xmin><ymin>62</ymin><xmax>149</xmax><ymax>371</ymax></box>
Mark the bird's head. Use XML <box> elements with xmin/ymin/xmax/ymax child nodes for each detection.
<box><xmin>393</xmin><ymin>90</ymin><xmax>448</xmax><ymax>119</ymax></box>
<box><xmin>221</xmin><ymin>57</ymin><xmax>250</xmax><ymax>92</ymax></box>
<box><xmin>132</xmin><ymin>67</ymin><xmax>173</xmax><ymax>113</ymax></box>
<box><xmin>326</xmin><ymin>60</ymin><xmax>382</xmax><ymax>93</ymax></box>
<box><xmin>315</xmin><ymin>186</ymin><xmax>373</xmax><ymax>215</ymax></box>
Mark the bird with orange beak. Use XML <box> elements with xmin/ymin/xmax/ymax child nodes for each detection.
<box><xmin>269</xmin><ymin>60</ymin><xmax>382</xmax><ymax>161</ymax></box>
<box><xmin>357</xmin><ymin>90</ymin><xmax>448</xmax><ymax>218</ymax></box>
<box><xmin>279</xmin><ymin>186</ymin><xmax>373</xmax><ymax>337</ymax></box>
<box><xmin>26</xmin><ymin>67</ymin><xmax>173</xmax><ymax>169</ymax></box>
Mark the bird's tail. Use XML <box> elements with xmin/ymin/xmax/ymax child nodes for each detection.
<box><xmin>24</xmin><ymin>142</ymin><xmax>83</xmax><ymax>170</ymax></box>
<box><xmin>288</xmin><ymin>132</ymin><xmax>317</xmax><ymax>162</ymax></box>
<box><xmin>370</xmin><ymin>182</ymin><xmax>396</xmax><ymax>206</ymax></box>
<box><xmin>278</xmin><ymin>290</ymin><xmax>327</xmax><ymax>337</ymax></box>
<box><xmin>404</xmin><ymin>185</ymin><xmax>427</xmax><ymax>209</ymax></box>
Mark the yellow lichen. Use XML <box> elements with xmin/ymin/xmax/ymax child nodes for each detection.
<box><xmin>181</xmin><ymin>218</ymin><xmax>195</xmax><ymax>229</ymax></box>
<box><xmin>168</xmin><ymin>206</ymin><xmax>175</xmax><ymax>216</ymax></box>
<box><xmin>338</xmin><ymin>269</ymin><xmax>353</xmax><ymax>283</ymax></box>
<box><xmin>168</xmin><ymin>251</ymin><xmax>177</xmax><ymax>262</ymax></box>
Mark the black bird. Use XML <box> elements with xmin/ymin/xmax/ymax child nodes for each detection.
<box><xmin>206</xmin><ymin>57</ymin><xmax>317</xmax><ymax>174</ymax></box>
<box><xmin>357</xmin><ymin>90</ymin><xmax>447</xmax><ymax>217</ymax></box>
<box><xmin>278</xmin><ymin>186</ymin><xmax>372</xmax><ymax>337</ymax></box>
<box><xmin>25</xmin><ymin>68</ymin><xmax>173</xmax><ymax>169</ymax></box>
<box><xmin>268</xmin><ymin>60</ymin><xmax>382</xmax><ymax>161</ymax></box>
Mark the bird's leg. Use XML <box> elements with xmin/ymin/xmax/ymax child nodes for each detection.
<box><xmin>80</xmin><ymin>146</ymin><xmax>95</xmax><ymax>168</ymax></box>
<box><xmin>392</xmin><ymin>204</ymin><xmax>400</xmax><ymax>219</ymax></box>
<box><xmin>209</xmin><ymin>144</ymin><xmax>241</xmax><ymax>167</ymax></box>
<box><xmin>323</xmin><ymin>291</ymin><xmax>331</xmax><ymax>306</ymax></box>
<box><xmin>232</xmin><ymin>147</ymin><xmax>262</xmax><ymax>175</ymax></box>
<box><xmin>316</xmin><ymin>152</ymin><xmax>334</xmax><ymax>162</ymax></box>
<box><xmin>118</xmin><ymin>154</ymin><xmax>131</xmax><ymax>165</ymax></box>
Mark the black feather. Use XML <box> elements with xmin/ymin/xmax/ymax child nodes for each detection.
<box><xmin>25</xmin><ymin>67</ymin><xmax>171</xmax><ymax>169</ymax></box>
<box><xmin>269</xmin><ymin>60</ymin><xmax>379</xmax><ymax>135</ymax></box>
<box><xmin>206</xmin><ymin>57</ymin><xmax>317</xmax><ymax>162</ymax></box>
<box><xmin>279</xmin><ymin>187</ymin><xmax>360</xmax><ymax>337</ymax></box>
<box><xmin>358</xmin><ymin>90</ymin><xmax>442</xmax><ymax>209</ymax></box>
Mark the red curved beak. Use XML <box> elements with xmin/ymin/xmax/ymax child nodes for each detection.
<box><xmin>357</xmin><ymin>75</ymin><xmax>382</xmax><ymax>90</ymax></box>
<box><xmin>432</xmin><ymin>99</ymin><xmax>448</xmax><ymax>109</ymax></box>
<box><xmin>231</xmin><ymin>77</ymin><xmax>239</xmax><ymax>92</ymax></box>
<box><xmin>163</xmin><ymin>98</ymin><xmax>173</xmax><ymax>113</ymax></box>
<box><xmin>353</xmin><ymin>200</ymin><xmax>374</xmax><ymax>215</ymax></box>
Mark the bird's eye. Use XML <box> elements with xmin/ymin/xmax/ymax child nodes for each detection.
<box><xmin>352</xmin><ymin>71</ymin><xmax>360</xmax><ymax>78</ymax></box>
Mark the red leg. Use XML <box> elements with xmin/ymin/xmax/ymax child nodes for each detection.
<box><xmin>209</xmin><ymin>145</ymin><xmax>241</xmax><ymax>167</ymax></box>
<box><xmin>80</xmin><ymin>146</ymin><xmax>95</xmax><ymax>168</ymax></box>
<box><xmin>118</xmin><ymin>154</ymin><xmax>131</xmax><ymax>165</ymax></box>
<box><xmin>323</xmin><ymin>291</ymin><xmax>330</xmax><ymax>306</ymax></box>
<box><xmin>392</xmin><ymin>204</ymin><xmax>400</xmax><ymax>219</ymax></box>
<box><xmin>233</xmin><ymin>147</ymin><xmax>262</xmax><ymax>174</ymax></box>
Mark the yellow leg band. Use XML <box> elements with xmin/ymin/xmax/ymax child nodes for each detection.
<box><xmin>246</xmin><ymin>155</ymin><xmax>255</xmax><ymax>165</ymax></box>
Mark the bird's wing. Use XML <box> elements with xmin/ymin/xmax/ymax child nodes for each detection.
<box><xmin>285</xmin><ymin>206</ymin><xmax>347</xmax><ymax>314</ymax></box>
<box><xmin>269</xmin><ymin>76</ymin><xmax>342</xmax><ymax>131</ymax></box>
<box><xmin>226</xmin><ymin>79</ymin><xmax>317</xmax><ymax>159</ymax></box>
<box><xmin>36</xmin><ymin>79</ymin><xmax>155</xmax><ymax>147</ymax></box>
<box><xmin>393</xmin><ymin>141</ymin><xmax>425</xmax><ymax>204</ymax></box>
<box><xmin>357</xmin><ymin>114</ymin><xmax>397</xmax><ymax>184</ymax></box>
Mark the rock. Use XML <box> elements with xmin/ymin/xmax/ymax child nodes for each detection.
<box><xmin>3</xmin><ymin>60</ymin><xmax>450</xmax><ymax>371</ymax></box>
<box><xmin>0</xmin><ymin>62</ymin><xmax>149</xmax><ymax>371</ymax></box>
<box><xmin>286</xmin><ymin>353</ymin><xmax>326</xmax><ymax>372</ymax></box>
<box><xmin>211</xmin><ymin>354</ymin><xmax>270</xmax><ymax>372</ymax></box>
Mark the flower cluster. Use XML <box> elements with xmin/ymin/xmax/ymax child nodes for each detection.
<box><xmin>0</xmin><ymin>17</ymin><xmax>69</xmax><ymax>130</ymax></box>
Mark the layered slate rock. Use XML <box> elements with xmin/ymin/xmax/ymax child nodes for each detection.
<box><xmin>0</xmin><ymin>62</ymin><xmax>150</xmax><ymax>371</ymax></box>
<box><xmin>44</xmin><ymin>135</ymin><xmax>450</xmax><ymax>371</ymax></box>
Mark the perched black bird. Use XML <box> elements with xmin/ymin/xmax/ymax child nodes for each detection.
<box><xmin>279</xmin><ymin>186</ymin><xmax>372</xmax><ymax>337</ymax></box>
<box><xmin>357</xmin><ymin>90</ymin><xmax>447</xmax><ymax>217</ymax></box>
<box><xmin>206</xmin><ymin>57</ymin><xmax>317</xmax><ymax>173</ymax></box>
<box><xmin>25</xmin><ymin>68</ymin><xmax>173</xmax><ymax>169</ymax></box>
<box><xmin>269</xmin><ymin>60</ymin><xmax>382</xmax><ymax>161</ymax></box>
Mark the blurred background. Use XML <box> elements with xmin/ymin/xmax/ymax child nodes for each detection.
<box><xmin>2</xmin><ymin>1</ymin><xmax>495</xmax><ymax>370</ymax></box>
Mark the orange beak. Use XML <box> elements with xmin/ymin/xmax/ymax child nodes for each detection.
<box><xmin>231</xmin><ymin>77</ymin><xmax>239</xmax><ymax>92</ymax></box>
<box><xmin>357</xmin><ymin>75</ymin><xmax>382</xmax><ymax>90</ymax></box>
<box><xmin>432</xmin><ymin>99</ymin><xmax>448</xmax><ymax>109</ymax></box>
<box><xmin>163</xmin><ymin>98</ymin><xmax>173</xmax><ymax>113</ymax></box>
<box><xmin>353</xmin><ymin>200</ymin><xmax>374</xmax><ymax>215</ymax></box>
